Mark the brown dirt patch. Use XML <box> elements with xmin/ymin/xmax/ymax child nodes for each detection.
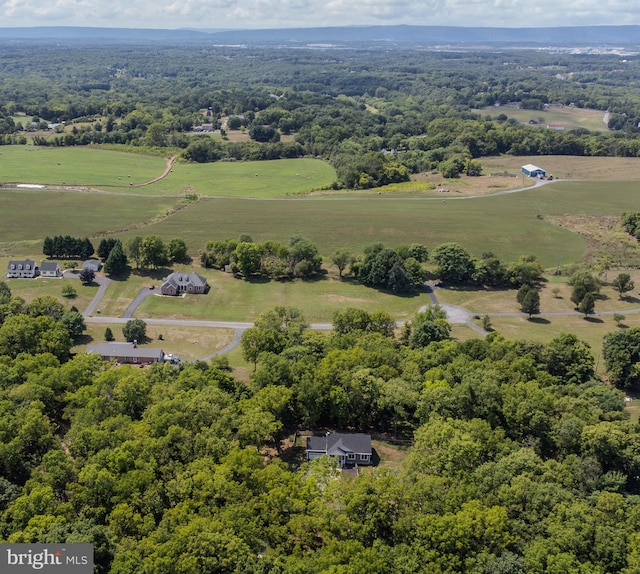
<box><xmin>545</xmin><ymin>214</ymin><xmax>640</xmax><ymax>267</ymax></box>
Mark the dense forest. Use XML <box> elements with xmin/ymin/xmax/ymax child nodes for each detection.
<box><xmin>3</xmin><ymin>43</ymin><xmax>640</xmax><ymax>187</ymax></box>
<box><xmin>3</xmin><ymin>281</ymin><xmax>640</xmax><ymax>572</ymax></box>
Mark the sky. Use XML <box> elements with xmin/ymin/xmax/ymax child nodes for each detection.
<box><xmin>1</xmin><ymin>0</ymin><xmax>640</xmax><ymax>30</ymax></box>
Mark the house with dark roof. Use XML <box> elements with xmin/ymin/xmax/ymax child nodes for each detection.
<box><xmin>306</xmin><ymin>433</ymin><xmax>372</xmax><ymax>468</ymax></box>
<box><xmin>87</xmin><ymin>342</ymin><xmax>164</xmax><ymax>365</ymax></box>
<box><xmin>82</xmin><ymin>259</ymin><xmax>102</xmax><ymax>273</ymax></box>
<box><xmin>39</xmin><ymin>261</ymin><xmax>62</xmax><ymax>277</ymax></box>
<box><xmin>6</xmin><ymin>259</ymin><xmax>38</xmax><ymax>278</ymax></box>
<box><xmin>160</xmin><ymin>272</ymin><xmax>208</xmax><ymax>296</ymax></box>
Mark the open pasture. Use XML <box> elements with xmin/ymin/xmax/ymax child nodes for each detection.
<box><xmin>119</xmin><ymin>177</ymin><xmax>640</xmax><ymax>268</ymax></box>
<box><xmin>478</xmin><ymin>106</ymin><xmax>610</xmax><ymax>133</ymax></box>
<box><xmin>0</xmin><ymin>146</ymin><xmax>167</xmax><ymax>188</ymax></box>
<box><xmin>481</xmin><ymin>155</ymin><xmax>640</xmax><ymax>182</ymax></box>
<box><xmin>114</xmin><ymin>184</ymin><xmax>591</xmax><ymax>267</ymax></box>
<box><xmin>149</xmin><ymin>157</ymin><xmax>336</xmax><ymax>197</ymax></box>
<box><xmin>2</xmin><ymin>155</ymin><xmax>640</xmax><ymax>269</ymax></box>
<box><xmin>0</xmin><ymin>187</ymin><xmax>174</xmax><ymax>256</ymax></box>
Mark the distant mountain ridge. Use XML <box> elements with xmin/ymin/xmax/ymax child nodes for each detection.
<box><xmin>0</xmin><ymin>25</ymin><xmax>639</xmax><ymax>47</ymax></box>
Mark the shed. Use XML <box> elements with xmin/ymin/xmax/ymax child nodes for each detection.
<box><xmin>521</xmin><ymin>164</ymin><xmax>546</xmax><ymax>178</ymax></box>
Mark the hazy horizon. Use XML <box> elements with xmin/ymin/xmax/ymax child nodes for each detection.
<box><xmin>1</xmin><ymin>0</ymin><xmax>639</xmax><ymax>31</ymax></box>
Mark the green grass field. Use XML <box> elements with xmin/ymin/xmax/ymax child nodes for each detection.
<box><xmin>5</xmin><ymin>175</ymin><xmax>640</xmax><ymax>269</ymax></box>
<box><xmin>114</xmin><ymin>184</ymin><xmax>593</xmax><ymax>267</ymax></box>
<box><xmin>0</xmin><ymin>188</ymin><xmax>174</xmax><ymax>256</ymax></box>
<box><xmin>477</xmin><ymin>105</ymin><xmax>609</xmax><ymax>133</ymax></box>
<box><xmin>93</xmin><ymin>267</ymin><xmax>430</xmax><ymax>324</ymax></box>
<box><xmin>0</xmin><ymin>146</ymin><xmax>336</xmax><ymax>197</ymax></box>
<box><xmin>0</xmin><ymin>146</ymin><xmax>167</xmax><ymax>187</ymax></box>
<box><xmin>149</xmin><ymin>158</ymin><xmax>336</xmax><ymax>197</ymax></box>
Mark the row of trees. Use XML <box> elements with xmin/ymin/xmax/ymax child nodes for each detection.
<box><xmin>201</xmin><ymin>236</ymin><xmax>322</xmax><ymax>279</ymax></box>
<box><xmin>124</xmin><ymin>235</ymin><xmax>188</xmax><ymax>270</ymax></box>
<box><xmin>42</xmin><ymin>235</ymin><xmax>94</xmax><ymax>260</ymax></box>
<box><xmin>42</xmin><ymin>234</ymin><xmax>190</xmax><ymax>277</ymax></box>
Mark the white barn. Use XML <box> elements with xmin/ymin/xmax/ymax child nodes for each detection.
<box><xmin>521</xmin><ymin>164</ymin><xmax>546</xmax><ymax>178</ymax></box>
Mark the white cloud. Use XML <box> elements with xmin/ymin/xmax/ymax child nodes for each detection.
<box><xmin>1</xmin><ymin>0</ymin><xmax>640</xmax><ymax>28</ymax></box>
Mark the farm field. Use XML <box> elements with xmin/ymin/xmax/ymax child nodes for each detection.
<box><xmin>476</xmin><ymin>105</ymin><xmax>610</xmax><ymax>133</ymax></box>
<box><xmin>4</xmin><ymin>162</ymin><xmax>640</xmax><ymax>276</ymax></box>
<box><xmin>113</xmin><ymin>183</ymin><xmax>585</xmax><ymax>267</ymax></box>
<box><xmin>0</xmin><ymin>188</ymin><xmax>175</xmax><ymax>257</ymax></box>
<box><xmin>148</xmin><ymin>157</ymin><xmax>336</xmax><ymax>197</ymax></box>
<box><xmin>0</xmin><ymin>145</ymin><xmax>336</xmax><ymax>197</ymax></box>
<box><xmin>0</xmin><ymin>146</ymin><xmax>167</xmax><ymax>188</ymax></box>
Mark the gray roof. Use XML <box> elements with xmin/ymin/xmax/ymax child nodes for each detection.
<box><xmin>83</xmin><ymin>259</ymin><xmax>102</xmax><ymax>269</ymax></box>
<box><xmin>162</xmin><ymin>272</ymin><xmax>208</xmax><ymax>289</ymax></box>
<box><xmin>39</xmin><ymin>261</ymin><xmax>60</xmax><ymax>272</ymax></box>
<box><xmin>7</xmin><ymin>259</ymin><xmax>37</xmax><ymax>271</ymax></box>
<box><xmin>87</xmin><ymin>342</ymin><xmax>164</xmax><ymax>360</ymax></box>
<box><xmin>306</xmin><ymin>433</ymin><xmax>372</xmax><ymax>455</ymax></box>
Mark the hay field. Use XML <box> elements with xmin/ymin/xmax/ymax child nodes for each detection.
<box><xmin>478</xmin><ymin>105</ymin><xmax>609</xmax><ymax>133</ymax></box>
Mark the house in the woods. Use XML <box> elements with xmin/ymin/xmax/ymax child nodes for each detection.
<box><xmin>306</xmin><ymin>433</ymin><xmax>372</xmax><ymax>468</ymax></box>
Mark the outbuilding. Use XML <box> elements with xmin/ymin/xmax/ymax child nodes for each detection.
<box><xmin>521</xmin><ymin>164</ymin><xmax>546</xmax><ymax>178</ymax></box>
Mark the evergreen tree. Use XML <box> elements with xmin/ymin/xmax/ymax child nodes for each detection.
<box><xmin>103</xmin><ymin>241</ymin><xmax>127</xmax><ymax>276</ymax></box>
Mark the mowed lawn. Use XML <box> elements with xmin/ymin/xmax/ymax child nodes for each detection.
<box><xmin>0</xmin><ymin>146</ymin><xmax>167</xmax><ymax>187</ymax></box>
<box><xmin>149</xmin><ymin>158</ymin><xmax>336</xmax><ymax>197</ymax></box>
<box><xmin>134</xmin><ymin>270</ymin><xmax>430</xmax><ymax>324</ymax></box>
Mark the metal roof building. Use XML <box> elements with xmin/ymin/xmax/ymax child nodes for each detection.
<box><xmin>521</xmin><ymin>164</ymin><xmax>546</xmax><ymax>178</ymax></box>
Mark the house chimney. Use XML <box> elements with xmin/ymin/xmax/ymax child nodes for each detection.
<box><xmin>133</xmin><ymin>340</ymin><xmax>137</xmax><ymax>348</ymax></box>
